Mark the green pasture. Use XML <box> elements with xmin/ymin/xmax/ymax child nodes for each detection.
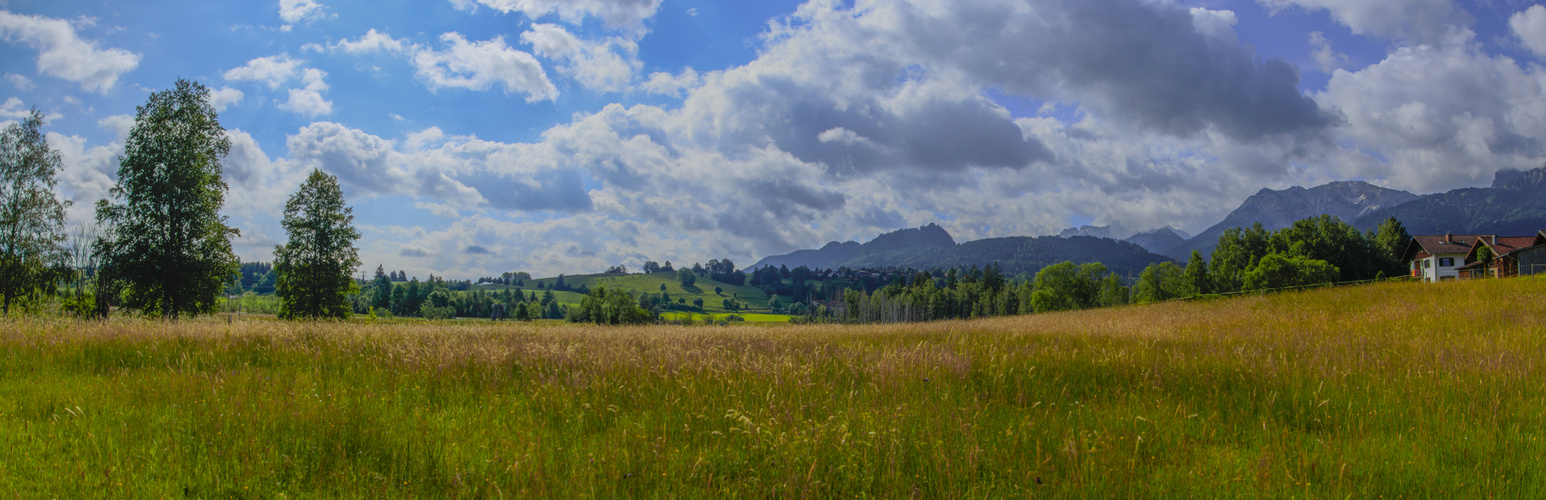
<box><xmin>3</xmin><ymin>277</ymin><xmax>1544</xmax><ymax>497</ymax></box>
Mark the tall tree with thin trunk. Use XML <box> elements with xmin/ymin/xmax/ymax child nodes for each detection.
<box><xmin>274</xmin><ymin>169</ymin><xmax>361</xmax><ymax>320</ymax></box>
<box><xmin>95</xmin><ymin>79</ymin><xmax>239</xmax><ymax>320</ymax></box>
<box><xmin>0</xmin><ymin>107</ymin><xmax>70</xmax><ymax>315</ymax></box>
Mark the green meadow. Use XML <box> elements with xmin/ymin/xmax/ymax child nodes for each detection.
<box><xmin>523</xmin><ymin>271</ymin><xmax>779</xmax><ymax>314</ymax></box>
<box><xmin>2</xmin><ymin>277</ymin><xmax>1544</xmax><ymax>497</ymax></box>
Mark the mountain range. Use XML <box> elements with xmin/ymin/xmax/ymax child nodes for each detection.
<box><xmin>1160</xmin><ymin>167</ymin><xmax>1546</xmax><ymax>258</ymax></box>
<box><xmin>1350</xmin><ymin>168</ymin><xmax>1546</xmax><ymax>237</ymax></box>
<box><xmin>751</xmin><ymin>223</ymin><xmax>1169</xmax><ymax>278</ymax></box>
<box><xmin>753</xmin><ymin>167</ymin><xmax>1546</xmax><ymax>274</ymax></box>
<box><xmin>1163</xmin><ymin>180</ymin><xmax>1419</xmax><ymax>258</ymax></box>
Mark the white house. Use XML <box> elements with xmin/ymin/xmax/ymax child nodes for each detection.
<box><xmin>1403</xmin><ymin>233</ymin><xmax>1484</xmax><ymax>282</ymax></box>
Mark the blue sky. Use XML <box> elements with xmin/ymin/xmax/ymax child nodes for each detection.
<box><xmin>4</xmin><ymin>0</ymin><xmax>1546</xmax><ymax>278</ymax></box>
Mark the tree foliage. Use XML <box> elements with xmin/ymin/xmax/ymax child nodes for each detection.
<box><xmin>1131</xmin><ymin>262</ymin><xmax>1188</xmax><ymax>303</ymax></box>
<box><xmin>1372</xmin><ymin>216</ymin><xmax>1412</xmax><ymax>265</ymax></box>
<box><xmin>94</xmin><ymin>79</ymin><xmax>239</xmax><ymax>319</ymax></box>
<box><xmin>1241</xmin><ymin>254</ymin><xmax>1340</xmax><ymax>292</ymax></box>
<box><xmin>1269</xmin><ymin>215</ymin><xmax>1385</xmax><ymax>281</ymax></box>
<box><xmin>0</xmin><ymin>107</ymin><xmax>69</xmax><ymax>315</ymax></box>
<box><xmin>1209</xmin><ymin>223</ymin><xmax>1271</xmax><ymax>293</ymax></box>
<box><xmin>1029</xmin><ymin>262</ymin><xmax>1106</xmax><ymax>313</ymax></box>
<box><xmin>1208</xmin><ymin>215</ymin><xmax>1407</xmax><ymax>294</ymax></box>
<box><xmin>706</xmin><ymin>258</ymin><xmax>746</xmax><ymax>285</ymax></box>
<box><xmin>1184</xmin><ymin>250</ymin><xmax>1212</xmax><ymax>295</ymax></box>
<box><xmin>274</xmin><ymin>169</ymin><xmax>361</xmax><ymax>320</ymax></box>
<box><xmin>371</xmin><ymin>266</ymin><xmax>392</xmax><ymax>312</ymax></box>
<box><xmin>569</xmin><ymin>285</ymin><xmax>652</xmax><ymax>325</ymax></box>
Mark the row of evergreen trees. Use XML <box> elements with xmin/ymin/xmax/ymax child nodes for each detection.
<box><xmin>358</xmin><ymin>275</ymin><xmax>564</xmax><ymax>320</ymax></box>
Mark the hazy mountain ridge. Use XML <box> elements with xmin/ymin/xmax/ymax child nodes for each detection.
<box><xmin>844</xmin><ymin>223</ymin><xmax>957</xmax><ymax>269</ymax></box>
<box><xmin>751</xmin><ymin>240</ymin><xmax>863</xmax><ymax>271</ymax></box>
<box><xmin>1123</xmin><ymin>227</ymin><xmax>1191</xmax><ymax>254</ymax></box>
<box><xmin>752</xmin><ymin>224</ymin><xmax>1169</xmax><ymax>278</ymax></box>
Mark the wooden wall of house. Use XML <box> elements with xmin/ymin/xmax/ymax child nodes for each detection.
<box><xmin>1518</xmin><ymin>246</ymin><xmax>1546</xmax><ymax>276</ymax></box>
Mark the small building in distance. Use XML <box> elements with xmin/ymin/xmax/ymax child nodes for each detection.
<box><xmin>1403</xmin><ymin>233</ymin><xmax>1484</xmax><ymax>282</ymax></box>
<box><xmin>1457</xmin><ymin>231</ymin><xmax>1546</xmax><ymax>278</ymax></box>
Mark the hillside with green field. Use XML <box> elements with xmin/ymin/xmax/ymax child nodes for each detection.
<box><xmin>4</xmin><ymin>277</ymin><xmax>1545</xmax><ymax>496</ymax></box>
<box><xmin>518</xmin><ymin>271</ymin><xmax>779</xmax><ymax>314</ymax></box>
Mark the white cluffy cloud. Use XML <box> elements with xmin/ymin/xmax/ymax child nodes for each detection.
<box><xmin>1308</xmin><ymin>31</ymin><xmax>1348</xmax><ymax>73</ymax></box>
<box><xmin>209</xmin><ymin>86</ymin><xmax>245</xmax><ymax>112</ymax></box>
<box><xmin>328</xmin><ymin>29</ymin><xmax>557</xmax><ymax>100</ymax></box>
<box><xmin>450</xmin><ymin>0</ymin><xmax>663</xmax><ymax>34</ymax></box>
<box><xmin>1257</xmin><ymin>0</ymin><xmax>1469</xmax><ymax>45</ymax></box>
<box><xmin>222</xmin><ymin>53</ymin><xmax>304</xmax><ymax>89</ymax></box>
<box><xmin>640</xmin><ymin>67</ymin><xmax>700</xmax><ymax>97</ymax></box>
<box><xmin>0</xmin><ymin>10</ymin><xmax>141</xmax><ymax>93</ymax></box>
<box><xmin>1315</xmin><ymin>29</ymin><xmax>1546</xmax><ymax>192</ymax></box>
<box><xmin>0</xmin><ymin>96</ymin><xmax>33</xmax><ymax>119</ymax></box>
<box><xmin>96</xmin><ymin>114</ymin><xmax>134</xmax><ymax>140</ymax></box>
<box><xmin>322</xmin><ymin>28</ymin><xmax>408</xmax><ymax>54</ymax></box>
<box><xmin>324</xmin><ymin>26</ymin><xmax>646</xmax><ymax>100</ymax></box>
<box><xmin>5</xmin><ymin>72</ymin><xmax>33</xmax><ymax>90</ymax></box>
<box><xmin>223</xmin><ymin>54</ymin><xmax>333</xmax><ymax>116</ymax></box>
<box><xmin>520</xmin><ymin>23</ymin><xmax>639</xmax><ymax>93</ymax></box>
<box><xmin>1510</xmin><ymin>5</ymin><xmax>1546</xmax><ymax>57</ymax></box>
<box><xmin>278</xmin><ymin>0</ymin><xmax>329</xmax><ymax>29</ymax></box>
<box><xmin>281</xmin><ymin>68</ymin><xmax>332</xmax><ymax>117</ymax></box>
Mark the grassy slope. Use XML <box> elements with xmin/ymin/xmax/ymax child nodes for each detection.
<box><xmin>3</xmin><ymin>278</ymin><xmax>1545</xmax><ymax>496</ymax></box>
<box><xmin>522</xmin><ymin>271</ymin><xmax>776</xmax><ymax>314</ymax></box>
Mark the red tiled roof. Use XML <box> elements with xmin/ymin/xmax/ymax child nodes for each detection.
<box><xmin>1482</xmin><ymin>236</ymin><xmax>1542</xmax><ymax>256</ymax></box>
<box><xmin>1407</xmin><ymin>234</ymin><xmax>1484</xmax><ymax>259</ymax></box>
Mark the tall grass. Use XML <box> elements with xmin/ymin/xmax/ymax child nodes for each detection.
<box><xmin>2</xmin><ymin>278</ymin><xmax>1544</xmax><ymax>497</ymax></box>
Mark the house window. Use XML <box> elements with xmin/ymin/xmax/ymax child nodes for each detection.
<box><xmin>1423</xmin><ymin>259</ymin><xmax>1431</xmax><ymax>268</ymax></box>
<box><xmin>1439</xmin><ymin>257</ymin><xmax>1454</xmax><ymax>267</ymax></box>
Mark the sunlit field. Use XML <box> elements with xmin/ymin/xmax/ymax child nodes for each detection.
<box><xmin>2</xmin><ymin>277</ymin><xmax>1544</xmax><ymax>497</ymax></box>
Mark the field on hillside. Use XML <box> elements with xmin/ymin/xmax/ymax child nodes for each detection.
<box><xmin>3</xmin><ymin>278</ymin><xmax>1545</xmax><ymax>497</ymax></box>
<box><xmin>521</xmin><ymin>271</ymin><xmax>777</xmax><ymax>313</ymax></box>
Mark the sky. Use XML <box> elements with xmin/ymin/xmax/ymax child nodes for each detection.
<box><xmin>4</xmin><ymin>0</ymin><xmax>1546</xmax><ymax>279</ymax></box>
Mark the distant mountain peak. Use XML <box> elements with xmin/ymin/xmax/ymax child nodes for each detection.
<box><xmin>751</xmin><ymin>224</ymin><xmax>954</xmax><ymax>270</ymax></box>
<box><xmin>1493</xmin><ymin>168</ymin><xmax>1527</xmax><ymax>188</ymax></box>
<box><xmin>1125</xmin><ymin>226</ymin><xmax>1190</xmax><ymax>254</ymax></box>
<box><xmin>819</xmin><ymin>240</ymin><xmax>859</xmax><ymax>250</ymax></box>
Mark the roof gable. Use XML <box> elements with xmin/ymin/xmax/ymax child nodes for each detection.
<box><xmin>1463</xmin><ymin>235</ymin><xmax>1543</xmax><ymax>261</ymax></box>
<box><xmin>1407</xmin><ymin>234</ymin><xmax>1485</xmax><ymax>260</ymax></box>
